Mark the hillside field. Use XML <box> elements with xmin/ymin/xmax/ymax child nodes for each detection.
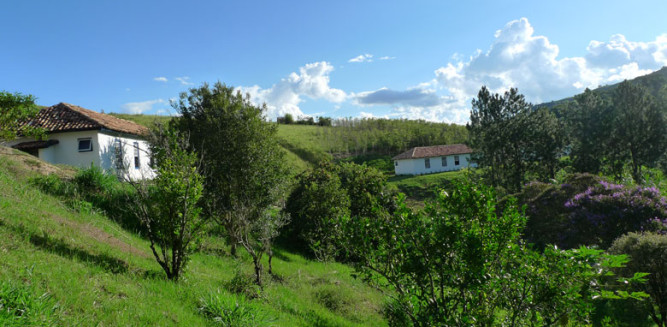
<box><xmin>0</xmin><ymin>146</ymin><xmax>387</xmax><ymax>326</ymax></box>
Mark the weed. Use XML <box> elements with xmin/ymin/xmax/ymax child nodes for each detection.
<box><xmin>0</xmin><ymin>279</ymin><xmax>58</xmax><ymax>326</ymax></box>
<box><xmin>314</xmin><ymin>284</ymin><xmax>353</xmax><ymax>314</ymax></box>
<box><xmin>198</xmin><ymin>291</ymin><xmax>273</xmax><ymax>327</ymax></box>
<box><xmin>225</xmin><ymin>270</ymin><xmax>261</xmax><ymax>299</ymax></box>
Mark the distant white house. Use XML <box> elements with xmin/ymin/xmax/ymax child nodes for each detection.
<box><xmin>5</xmin><ymin>103</ymin><xmax>155</xmax><ymax>180</ymax></box>
<box><xmin>392</xmin><ymin>144</ymin><xmax>476</xmax><ymax>175</ymax></box>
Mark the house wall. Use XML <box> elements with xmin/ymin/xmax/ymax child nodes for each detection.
<box><xmin>394</xmin><ymin>153</ymin><xmax>476</xmax><ymax>175</ymax></box>
<box><xmin>6</xmin><ymin>130</ymin><xmax>154</xmax><ymax>180</ymax></box>
<box><xmin>98</xmin><ymin>131</ymin><xmax>155</xmax><ymax>181</ymax></box>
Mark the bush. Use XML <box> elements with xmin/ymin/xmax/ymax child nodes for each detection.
<box><xmin>609</xmin><ymin>232</ymin><xmax>667</xmax><ymax>327</ymax></box>
<box><xmin>225</xmin><ymin>270</ymin><xmax>262</xmax><ymax>300</ymax></box>
<box><xmin>565</xmin><ymin>181</ymin><xmax>667</xmax><ymax>248</ymax></box>
<box><xmin>198</xmin><ymin>291</ymin><xmax>272</xmax><ymax>327</ymax></box>
<box><xmin>313</xmin><ymin>285</ymin><xmax>353</xmax><ymax>314</ymax></box>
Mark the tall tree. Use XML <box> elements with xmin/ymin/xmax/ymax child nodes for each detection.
<box><xmin>0</xmin><ymin>91</ymin><xmax>44</xmax><ymax>141</ymax></box>
<box><xmin>171</xmin><ymin>82</ymin><xmax>290</xmax><ymax>285</ymax></box>
<box><xmin>610</xmin><ymin>81</ymin><xmax>667</xmax><ymax>183</ymax></box>
<box><xmin>467</xmin><ymin>87</ymin><xmax>533</xmax><ymax>192</ymax></box>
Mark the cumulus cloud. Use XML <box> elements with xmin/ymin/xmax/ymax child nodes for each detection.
<box><xmin>175</xmin><ymin>76</ymin><xmax>193</xmax><ymax>85</ymax></box>
<box><xmin>121</xmin><ymin>99</ymin><xmax>166</xmax><ymax>114</ymax></box>
<box><xmin>356</xmin><ymin>87</ymin><xmax>444</xmax><ymax>107</ymax></box>
<box><xmin>349</xmin><ymin>54</ymin><xmax>373</xmax><ymax>63</ymax></box>
<box><xmin>239</xmin><ymin>61</ymin><xmax>347</xmax><ymax>120</ymax></box>
<box><xmin>368</xmin><ymin>17</ymin><xmax>667</xmax><ymax>123</ymax></box>
<box><xmin>153</xmin><ymin>77</ymin><xmax>168</xmax><ymax>82</ymax></box>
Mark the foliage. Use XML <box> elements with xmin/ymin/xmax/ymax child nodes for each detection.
<box><xmin>608</xmin><ymin>80</ymin><xmax>667</xmax><ymax>183</ymax></box>
<box><xmin>609</xmin><ymin>232</ymin><xmax>667</xmax><ymax>327</ymax></box>
<box><xmin>0</xmin><ymin>280</ymin><xmax>58</xmax><ymax>326</ymax></box>
<box><xmin>564</xmin><ymin>180</ymin><xmax>667</xmax><ymax>249</ymax></box>
<box><xmin>130</xmin><ymin>126</ymin><xmax>204</xmax><ymax>280</ymax></box>
<box><xmin>342</xmin><ymin>181</ymin><xmax>645</xmax><ymax>326</ymax></box>
<box><xmin>225</xmin><ymin>270</ymin><xmax>262</xmax><ymax>300</ymax></box>
<box><xmin>30</xmin><ymin>165</ymin><xmax>143</xmax><ymax>232</ymax></box>
<box><xmin>171</xmin><ymin>82</ymin><xmax>290</xmax><ymax>285</ymax></box>
<box><xmin>285</xmin><ymin>161</ymin><xmax>350</xmax><ymax>261</ymax></box>
<box><xmin>198</xmin><ymin>291</ymin><xmax>273</xmax><ymax>327</ymax></box>
<box><xmin>467</xmin><ymin>87</ymin><xmax>565</xmax><ymax>192</ymax></box>
<box><xmin>0</xmin><ymin>91</ymin><xmax>44</xmax><ymax>141</ymax></box>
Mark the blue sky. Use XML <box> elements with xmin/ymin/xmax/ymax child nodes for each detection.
<box><xmin>2</xmin><ymin>0</ymin><xmax>667</xmax><ymax>123</ymax></box>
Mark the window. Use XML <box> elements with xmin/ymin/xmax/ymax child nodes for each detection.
<box><xmin>394</xmin><ymin>161</ymin><xmax>398</xmax><ymax>166</ymax></box>
<box><xmin>424</xmin><ymin>158</ymin><xmax>430</xmax><ymax>169</ymax></box>
<box><xmin>115</xmin><ymin>139</ymin><xmax>125</xmax><ymax>170</ymax></box>
<box><xmin>441</xmin><ymin>157</ymin><xmax>447</xmax><ymax>167</ymax></box>
<box><xmin>78</xmin><ymin>138</ymin><xmax>92</xmax><ymax>152</ymax></box>
<box><xmin>133</xmin><ymin>142</ymin><xmax>140</xmax><ymax>169</ymax></box>
<box><xmin>454</xmin><ymin>156</ymin><xmax>460</xmax><ymax>166</ymax></box>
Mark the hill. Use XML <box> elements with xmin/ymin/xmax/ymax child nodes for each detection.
<box><xmin>538</xmin><ymin>66</ymin><xmax>667</xmax><ymax>110</ymax></box>
<box><xmin>0</xmin><ymin>146</ymin><xmax>387</xmax><ymax>326</ymax></box>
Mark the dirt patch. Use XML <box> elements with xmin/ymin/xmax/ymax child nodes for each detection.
<box><xmin>0</xmin><ymin>146</ymin><xmax>76</xmax><ymax>178</ymax></box>
<box><xmin>49</xmin><ymin>213</ymin><xmax>150</xmax><ymax>259</ymax></box>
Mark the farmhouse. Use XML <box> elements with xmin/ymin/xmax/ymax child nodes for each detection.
<box><xmin>5</xmin><ymin>102</ymin><xmax>154</xmax><ymax>180</ymax></box>
<box><xmin>392</xmin><ymin>144</ymin><xmax>476</xmax><ymax>175</ymax></box>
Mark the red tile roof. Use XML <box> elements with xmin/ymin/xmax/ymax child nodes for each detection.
<box><xmin>23</xmin><ymin>103</ymin><xmax>148</xmax><ymax>136</ymax></box>
<box><xmin>392</xmin><ymin>144</ymin><xmax>473</xmax><ymax>160</ymax></box>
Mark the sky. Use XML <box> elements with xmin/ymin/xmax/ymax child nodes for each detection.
<box><xmin>2</xmin><ymin>0</ymin><xmax>667</xmax><ymax>124</ymax></box>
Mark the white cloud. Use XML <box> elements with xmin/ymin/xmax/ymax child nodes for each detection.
<box><xmin>153</xmin><ymin>76</ymin><xmax>168</xmax><ymax>82</ymax></box>
<box><xmin>121</xmin><ymin>99</ymin><xmax>166</xmax><ymax>114</ymax></box>
<box><xmin>239</xmin><ymin>61</ymin><xmax>347</xmax><ymax>120</ymax></box>
<box><xmin>379</xmin><ymin>56</ymin><xmax>395</xmax><ymax>60</ymax></box>
<box><xmin>355</xmin><ymin>87</ymin><xmax>444</xmax><ymax>107</ymax></box>
<box><xmin>348</xmin><ymin>54</ymin><xmax>373</xmax><ymax>63</ymax></box>
<box><xmin>370</xmin><ymin>17</ymin><xmax>667</xmax><ymax>124</ymax></box>
<box><xmin>175</xmin><ymin>76</ymin><xmax>193</xmax><ymax>85</ymax></box>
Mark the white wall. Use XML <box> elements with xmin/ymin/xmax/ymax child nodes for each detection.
<box><xmin>5</xmin><ymin>130</ymin><xmax>155</xmax><ymax>180</ymax></box>
<box><xmin>98</xmin><ymin>131</ymin><xmax>155</xmax><ymax>181</ymax></box>
<box><xmin>394</xmin><ymin>153</ymin><xmax>476</xmax><ymax>175</ymax></box>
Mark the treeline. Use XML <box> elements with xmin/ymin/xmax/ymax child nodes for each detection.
<box><xmin>311</xmin><ymin>118</ymin><xmax>468</xmax><ymax>156</ymax></box>
<box><xmin>467</xmin><ymin>80</ymin><xmax>667</xmax><ymax>193</ymax></box>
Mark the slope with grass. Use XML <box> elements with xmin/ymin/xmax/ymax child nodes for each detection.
<box><xmin>0</xmin><ymin>146</ymin><xmax>387</xmax><ymax>326</ymax></box>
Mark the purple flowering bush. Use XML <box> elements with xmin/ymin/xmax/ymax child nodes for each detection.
<box><xmin>564</xmin><ymin>181</ymin><xmax>667</xmax><ymax>249</ymax></box>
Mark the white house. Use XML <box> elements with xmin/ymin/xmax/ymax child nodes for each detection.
<box><xmin>5</xmin><ymin>102</ymin><xmax>155</xmax><ymax>180</ymax></box>
<box><xmin>392</xmin><ymin>144</ymin><xmax>476</xmax><ymax>175</ymax></box>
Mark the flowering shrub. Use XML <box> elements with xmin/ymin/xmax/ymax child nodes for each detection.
<box><xmin>564</xmin><ymin>181</ymin><xmax>667</xmax><ymax>248</ymax></box>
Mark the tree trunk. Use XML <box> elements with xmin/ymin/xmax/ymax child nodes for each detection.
<box><xmin>253</xmin><ymin>257</ymin><xmax>263</xmax><ymax>287</ymax></box>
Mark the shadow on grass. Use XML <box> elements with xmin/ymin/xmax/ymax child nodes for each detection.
<box><xmin>29</xmin><ymin>232</ymin><xmax>129</xmax><ymax>274</ymax></box>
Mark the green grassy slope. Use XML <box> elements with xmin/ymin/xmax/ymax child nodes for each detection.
<box><xmin>0</xmin><ymin>148</ymin><xmax>386</xmax><ymax>326</ymax></box>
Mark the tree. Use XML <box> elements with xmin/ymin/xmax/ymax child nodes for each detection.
<box><xmin>610</xmin><ymin>232</ymin><xmax>667</xmax><ymax>327</ymax></box>
<box><xmin>564</xmin><ymin>88</ymin><xmax>613</xmax><ymax>174</ymax></box>
<box><xmin>610</xmin><ymin>81</ymin><xmax>667</xmax><ymax>183</ymax></box>
<box><xmin>171</xmin><ymin>82</ymin><xmax>290</xmax><ymax>285</ymax></box>
<box><xmin>467</xmin><ymin>87</ymin><xmax>533</xmax><ymax>191</ymax></box>
<box><xmin>130</xmin><ymin>126</ymin><xmax>204</xmax><ymax>281</ymax></box>
<box><xmin>524</xmin><ymin>107</ymin><xmax>567</xmax><ymax>181</ymax></box>
<box><xmin>0</xmin><ymin>91</ymin><xmax>44</xmax><ymax>141</ymax></box>
<box><xmin>285</xmin><ymin>161</ymin><xmax>351</xmax><ymax>261</ymax></box>
<box><xmin>342</xmin><ymin>181</ymin><xmax>647</xmax><ymax>326</ymax></box>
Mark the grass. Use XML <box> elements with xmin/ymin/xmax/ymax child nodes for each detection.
<box><xmin>0</xmin><ymin>146</ymin><xmax>387</xmax><ymax>326</ymax></box>
<box><xmin>388</xmin><ymin>169</ymin><xmax>472</xmax><ymax>203</ymax></box>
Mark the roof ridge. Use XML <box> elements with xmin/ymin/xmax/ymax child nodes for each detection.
<box><xmin>57</xmin><ymin>103</ymin><xmax>102</xmax><ymax>128</ymax></box>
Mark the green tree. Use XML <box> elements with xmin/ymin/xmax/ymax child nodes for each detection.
<box><xmin>0</xmin><ymin>91</ymin><xmax>44</xmax><ymax>140</ymax></box>
<box><xmin>285</xmin><ymin>161</ymin><xmax>351</xmax><ymax>261</ymax></box>
<box><xmin>524</xmin><ymin>107</ymin><xmax>567</xmax><ymax>181</ymax></box>
<box><xmin>342</xmin><ymin>181</ymin><xmax>645</xmax><ymax>326</ymax></box>
<box><xmin>610</xmin><ymin>81</ymin><xmax>667</xmax><ymax>183</ymax></box>
<box><xmin>171</xmin><ymin>82</ymin><xmax>290</xmax><ymax>285</ymax></box>
<box><xmin>131</xmin><ymin>126</ymin><xmax>204</xmax><ymax>281</ymax></box>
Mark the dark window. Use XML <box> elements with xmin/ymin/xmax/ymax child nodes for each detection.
<box><xmin>394</xmin><ymin>161</ymin><xmax>398</xmax><ymax>166</ymax></box>
<box><xmin>115</xmin><ymin>139</ymin><xmax>124</xmax><ymax>170</ymax></box>
<box><xmin>425</xmin><ymin>158</ymin><xmax>430</xmax><ymax>169</ymax></box>
<box><xmin>441</xmin><ymin>157</ymin><xmax>447</xmax><ymax>167</ymax></box>
<box><xmin>78</xmin><ymin>138</ymin><xmax>92</xmax><ymax>152</ymax></box>
<box><xmin>454</xmin><ymin>156</ymin><xmax>460</xmax><ymax>166</ymax></box>
<box><xmin>134</xmin><ymin>142</ymin><xmax>140</xmax><ymax>169</ymax></box>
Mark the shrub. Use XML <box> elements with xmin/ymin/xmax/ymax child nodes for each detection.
<box><xmin>609</xmin><ymin>232</ymin><xmax>667</xmax><ymax>327</ymax></box>
<box><xmin>565</xmin><ymin>181</ymin><xmax>667</xmax><ymax>248</ymax></box>
<box><xmin>313</xmin><ymin>285</ymin><xmax>353</xmax><ymax>314</ymax></box>
<box><xmin>198</xmin><ymin>291</ymin><xmax>272</xmax><ymax>327</ymax></box>
<box><xmin>225</xmin><ymin>270</ymin><xmax>261</xmax><ymax>300</ymax></box>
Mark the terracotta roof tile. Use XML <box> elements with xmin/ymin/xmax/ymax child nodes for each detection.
<box><xmin>392</xmin><ymin>144</ymin><xmax>473</xmax><ymax>160</ymax></box>
<box><xmin>23</xmin><ymin>103</ymin><xmax>148</xmax><ymax>136</ymax></box>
